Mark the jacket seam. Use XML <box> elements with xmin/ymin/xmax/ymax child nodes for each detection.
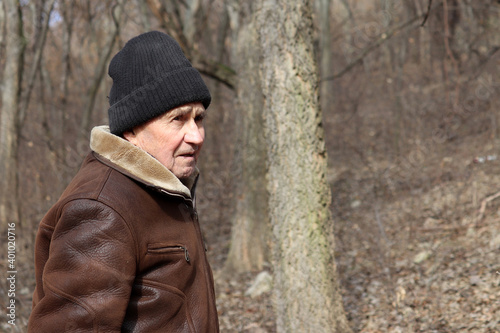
<box><xmin>43</xmin><ymin>279</ymin><xmax>97</xmax><ymax>332</ymax></box>
<box><xmin>38</xmin><ymin>223</ymin><xmax>54</xmax><ymax>232</ymax></box>
<box><xmin>52</xmin><ymin>196</ymin><xmax>141</xmax><ymax>268</ymax></box>
<box><xmin>96</xmin><ymin>166</ymin><xmax>113</xmax><ymax>199</ymax></box>
<box><xmin>97</xmin><ymin>168</ymin><xmax>141</xmax><ymax>266</ymax></box>
<box><xmin>52</xmin><ymin>167</ymin><xmax>112</xmax><ymax>220</ymax></box>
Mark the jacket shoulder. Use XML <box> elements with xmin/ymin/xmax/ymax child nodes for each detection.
<box><xmin>41</xmin><ymin>153</ymin><xmax>139</xmax><ymax>227</ymax></box>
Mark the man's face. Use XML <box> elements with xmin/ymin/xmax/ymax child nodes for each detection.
<box><xmin>124</xmin><ymin>102</ymin><xmax>206</xmax><ymax>180</ymax></box>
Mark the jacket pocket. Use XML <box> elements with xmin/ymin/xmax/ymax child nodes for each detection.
<box><xmin>147</xmin><ymin>243</ymin><xmax>190</xmax><ymax>262</ymax></box>
<box><xmin>123</xmin><ymin>279</ymin><xmax>196</xmax><ymax>333</ymax></box>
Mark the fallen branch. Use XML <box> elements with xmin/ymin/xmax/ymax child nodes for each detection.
<box><xmin>419</xmin><ymin>218</ymin><xmax>497</xmax><ymax>233</ymax></box>
<box><xmin>476</xmin><ymin>190</ymin><xmax>500</xmax><ymax>223</ymax></box>
<box><xmin>419</xmin><ymin>225</ymin><xmax>464</xmax><ymax>233</ymax></box>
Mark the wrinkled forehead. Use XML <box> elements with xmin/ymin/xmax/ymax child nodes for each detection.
<box><xmin>165</xmin><ymin>102</ymin><xmax>206</xmax><ymax>118</ymax></box>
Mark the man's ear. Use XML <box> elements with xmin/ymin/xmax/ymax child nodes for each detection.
<box><xmin>122</xmin><ymin>129</ymin><xmax>136</xmax><ymax>144</ymax></box>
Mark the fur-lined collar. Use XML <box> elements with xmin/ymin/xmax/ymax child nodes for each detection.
<box><xmin>89</xmin><ymin>125</ymin><xmax>197</xmax><ymax>199</ymax></box>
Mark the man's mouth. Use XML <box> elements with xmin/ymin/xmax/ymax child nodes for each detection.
<box><xmin>178</xmin><ymin>152</ymin><xmax>196</xmax><ymax>158</ymax></box>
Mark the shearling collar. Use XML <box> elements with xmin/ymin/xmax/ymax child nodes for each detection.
<box><xmin>89</xmin><ymin>125</ymin><xmax>197</xmax><ymax>199</ymax></box>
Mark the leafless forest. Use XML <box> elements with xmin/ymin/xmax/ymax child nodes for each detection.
<box><xmin>1</xmin><ymin>0</ymin><xmax>499</xmax><ymax>332</ymax></box>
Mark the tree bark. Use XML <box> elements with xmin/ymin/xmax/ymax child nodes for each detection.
<box><xmin>0</xmin><ymin>2</ymin><xmax>5</xmax><ymax>53</ymax></box>
<box><xmin>224</xmin><ymin>1</ymin><xmax>270</xmax><ymax>274</ymax></box>
<box><xmin>182</xmin><ymin>0</ymin><xmax>201</xmax><ymax>43</ymax></box>
<box><xmin>0</xmin><ymin>0</ymin><xmax>25</xmax><ymax>228</ymax></box>
<box><xmin>255</xmin><ymin>0</ymin><xmax>353</xmax><ymax>331</ymax></box>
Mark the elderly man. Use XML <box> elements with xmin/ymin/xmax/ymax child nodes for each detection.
<box><xmin>28</xmin><ymin>31</ymin><xmax>219</xmax><ymax>332</ymax></box>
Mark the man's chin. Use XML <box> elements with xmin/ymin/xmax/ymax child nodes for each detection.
<box><xmin>174</xmin><ymin>166</ymin><xmax>196</xmax><ymax>181</ymax></box>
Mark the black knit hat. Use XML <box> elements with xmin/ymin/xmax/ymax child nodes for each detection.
<box><xmin>108</xmin><ymin>31</ymin><xmax>211</xmax><ymax>135</ymax></box>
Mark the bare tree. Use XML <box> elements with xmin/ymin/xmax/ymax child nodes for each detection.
<box><xmin>255</xmin><ymin>0</ymin><xmax>353</xmax><ymax>331</ymax></box>
<box><xmin>19</xmin><ymin>0</ymin><xmax>56</xmax><ymax>126</ymax></box>
<box><xmin>54</xmin><ymin>0</ymin><xmax>75</xmax><ymax>158</ymax></box>
<box><xmin>80</xmin><ymin>0</ymin><xmax>124</xmax><ymax>140</ymax></box>
<box><xmin>223</xmin><ymin>1</ymin><xmax>270</xmax><ymax>273</ymax></box>
<box><xmin>59</xmin><ymin>0</ymin><xmax>75</xmax><ymax>106</ymax></box>
<box><xmin>0</xmin><ymin>0</ymin><xmax>26</xmax><ymax>228</ymax></box>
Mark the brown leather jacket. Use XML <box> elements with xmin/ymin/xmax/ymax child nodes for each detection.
<box><xmin>28</xmin><ymin>126</ymin><xmax>219</xmax><ymax>332</ymax></box>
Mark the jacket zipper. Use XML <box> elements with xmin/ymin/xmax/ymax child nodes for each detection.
<box><xmin>147</xmin><ymin>245</ymin><xmax>190</xmax><ymax>262</ymax></box>
<box><xmin>179</xmin><ymin>246</ymin><xmax>190</xmax><ymax>262</ymax></box>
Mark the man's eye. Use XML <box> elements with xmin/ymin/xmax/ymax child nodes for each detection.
<box><xmin>195</xmin><ymin>114</ymin><xmax>205</xmax><ymax>122</ymax></box>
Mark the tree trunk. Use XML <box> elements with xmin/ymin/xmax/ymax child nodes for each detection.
<box><xmin>0</xmin><ymin>0</ymin><xmax>25</xmax><ymax>228</ymax></box>
<box><xmin>137</xmin><ymin>0</ymin><xmax>151</xmax><ymax>32</ymax></box>
<box><xmin>56</xmin><ymin>0</ymin><xmax>74</xmax><ymax>162</ymax></box>
<box><xmin>182</xmin><ymin>0</ymin><xmax>201</xmax><ymax>43</ymax></box>
<box><xmin>59</xmin><ymin>0</ymin><xmax>74</xmax><ymax>105</ymax></box>
<box><xmin>80</xmin><ymin>1</ymin><xmax>123</xmax><ymax>140</ymax></box>
<box><xmin>19</xmin><ymin>0</ymin><xmax>56</xmax><ymax>126</ymax></box>
<box><xmin>255</xmin><ymin>0</ymin><xmax>353</xmax><ymax>331</ymax></box>
<box><xmin>224</xmin><ymin>1</ymin><xmax>270</xmax><ymax>273</ymax></box>
<box><xmin>0</xmin><ymin>2</ymin><xmax>5</xmax><ymax>52</ymax></box>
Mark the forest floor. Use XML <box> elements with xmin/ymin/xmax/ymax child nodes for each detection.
<box><xmin>207</xmin><ymin>130</ymin><xmax>500</xmax><ymax>332</ymax></box>
<box><xmin>1</xmin><ymin>125</ymin><xmax>499</xmax><ymax>333</ymax></box>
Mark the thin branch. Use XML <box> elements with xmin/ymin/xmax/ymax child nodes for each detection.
<box><xmin>323</xmin><ymin>15</ymin><xmax>421</xmax><ymax>82</ymax></box>
<box><xmin>323</xmin><ymin>1</ymin><xmax>441</xmax><ymax>82</ymax></box>
<box><xmin>421</xmin><ymin>0</ymin><xmax>433</xmax><ymax>27</ymax></box>
<box><xmin>442</xmin><ymin>0</ymin><xmax>460</xmax><ymax>108</ymax></box>
<box><xmin>145</xmin><ymin>0</ymin><xmax>236</xmax><ymax>89</ymax></box>
<box><xmin>476</xmin><ymin>190</ymin><xmax>500</xmax><ymax>224</ymax></box>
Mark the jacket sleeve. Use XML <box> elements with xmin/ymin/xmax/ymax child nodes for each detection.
<box><xmin>28</xmin><ymin>199</ymin><xmax>138</xmax><ymax>332</ymax></box>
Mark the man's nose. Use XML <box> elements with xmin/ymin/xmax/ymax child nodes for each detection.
<box><xmin>184</xmin><ymin>121</ymin><xmax>204</xmax><ymax>145</ymax></box>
